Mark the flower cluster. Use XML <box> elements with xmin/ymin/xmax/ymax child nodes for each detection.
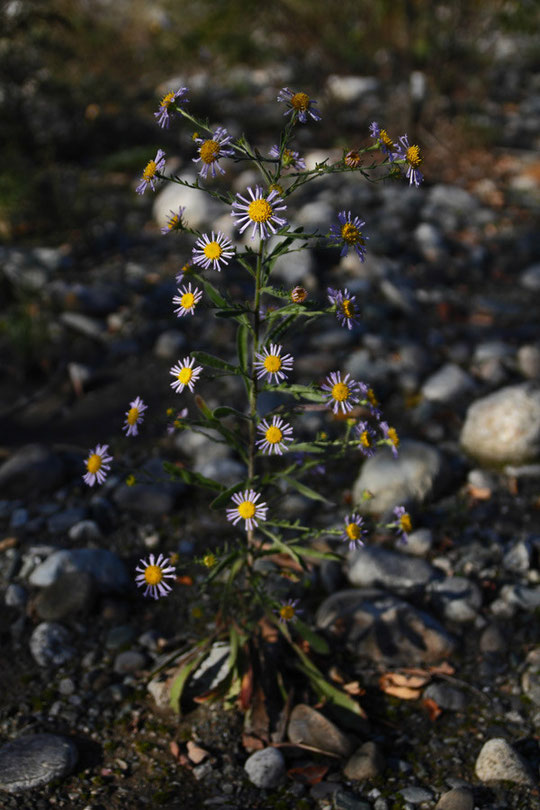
<box><xmin>369</xmin><ymin>121</ymin><xmax>423</xmax><ymax>187</ymax></box>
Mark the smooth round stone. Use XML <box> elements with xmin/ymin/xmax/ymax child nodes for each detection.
<box><xmin>46</xmin><ymin>507</ymin><xmax>87</xmax><ymax>534</ymax></box>
<box><xmin>475</xmin><ymin>737</ymin><xmax>534</xmax><ymax>785</ymax></box>
<box><xmin>428</xmin><ymin>576</ymin><xmax>482</xmax><ymax>623</ymax></box>
<box><xmin>29</xmin><ymin>622</ymin><xmax>75</xmax><ymax>667</ymax></box>
<box><xmin>28</xmin><ymin>548</ymin><xmax>130</xmax><ymax>593</ymax></box>
<box><xmin>344</xmin><ymin>741</ymin><xmax>385</xmax><ymax>780</ymax></box>
<box><xmin>347</xmin><ymin>546</ymin><xmax>441</xmax><ymax>596</ymax></box>
<box><xmin>34</xmin><ymin>571</ymin><xmax>96</xmax><ymax>621</ymax></box>
<box><xmin>154</xmin><ymin>329</ymin><xmax>186</xmax><ymax>359</ymax></box>
<box><xmin>152</xmin><ymin>171</ymin><xmax>220</xmax><ymax>229</ymax></box>
<box><xmin>423</xmin><ymin>682</ymin><xmax>467</xmax><ymax>712</ymax></box>
<box><xmin>287</xmin><ymin>704</ymin><xmax>352</xmax><ymax>757</ymax></box>
<box><xmin>435</xmin><ymin>788</ymin><xmax>474</xmax><ymax>810</ymax></box>
<box><xmin>399</xmin><ymin>785</ymin><xmax>434</xmax><ymax>804</ymax></box>
<box><xmin>113</xmin><ymin>650</ymin><xmax>146</xmax><ymax>674</ymax></box>
<box><xmin>0</xmin><ymin>445</ymin><xmax>65</xmax><ymax>499</ymax></box>
<box><xmin>68</xmin><ymin>519</ymin><xmax>102</xmax><ymax>542</ymax></box>
<box><xmin>105</xmin><ymin>624</ymin><xmax>136</xmax><ymax>650</ymax></box>
<box><xmin>4</xmin><ymin>583</ymin><xmax>27</xmax><ymax>608</ymax></box>
<box><xmin>518</xmin><ymin>344</ymin><xmax>540</xmax><ymax>379</ymax></box>
<box><xmin>520</xmin><ymin>263</ymin><xmax>540</xmax><ymax>291</ymax></box>
<box><xmin>421</xmin><ymin>363</ymin><xmax>475</xmax><ymax>404</ymax></box>
<box><xmin>0</xmin><ymin>733</ymin><xmax>78</xmax><ymax>793</ymax></box>
<box><xmin>326</xmin><ymin>74</ymin><xmax>379</xmax><ymax>102</ymax></box>
<box><xmin>403</xmin><ymin>528</ymin><xmax>433</xmax><ymax>556</ymax></box>
<box><xmin>244</xmin><ymin>747</ymin><xmax>285</xmax><ymax>789</ymax></box>
<box><xmin>521</xmin><ymin>648</ymin><xmax>540</xmax><ymax>707</ymax></box>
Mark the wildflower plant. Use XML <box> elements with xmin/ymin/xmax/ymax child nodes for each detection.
<box><xmin>85</xmin><ymin>85</ymin><xmax>422</xmax><ymax>719</ymax></box>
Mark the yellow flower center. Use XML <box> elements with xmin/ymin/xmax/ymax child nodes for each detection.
<box><xmin>291</xmin><ymin>92</ymin><xmax>310</xmax><ymax>111</ymax></box>
<box><xmin>142</xmin><ymin>160</ymin><xmax>157</xmax><ymax>181</ymax></box>
<box><xmin>282</xmin><ymin>149</ymin><xmax>295</xmax><ymax>167</ymax></box>
<box><xmin>248</xmin><ymin>198</ymin><xmax>272</xmax><ymax>223</ymax></box>
<box><xmin>178</xmin><ymin>367</ymin><xmax>193</xmax><ymax>384</ymax></box>
<box><xmin>345</xmin><ymin>150</ymin><xmax>362</xmax><ymax>168</ymax></box>
<box><xmin>191</xmin><ymin>606</ymin><xmax>203</xmax><ymax>619</ymax></box>
<box><xmin>160</xmin><ymin>91</ymin><xmax>175</xmax><ymax>108</ymax></box>
<box><xmin>346</xmin><ymin>522</ymin><xmax>362</xmax><ymax>540</ymax></box>
<box><xmin>332</xmin><ymin>382</ymin><xmax>350</xmax><ymax>402</ymax></box>
<box><xmin>265</xmin><ymin>426</ymin><xmax>283</xmax><ymax>444</ymax></box>
<box><xmin>342</xmin><ymin>299</ymin><xmax>355</xmax><ymax>318</ymax></box>
<box><xmin>359</xmin><ymin>430</ymin><xmax>372</xmax><ymax>448</ymax></box>
<box><xmin>127</xmin><ymin>406</ymin><xmax>139</xmax><ymax>426</ymax></box>
<box><xmin>181</xmin><ymin>292</ymin><xmax>195</xmax><ymax>309</ymax></box>
<box><xmin>269</xmin><ymin>183</ymin><xmax>283</xmax><ymax>195</ymax></box>
<box><xmin>341</xmin><ymin>223</ymin><xmax>364</xmax><ymax>245</ymax></box>
<box><xmin>144</xmin><ymin>565</ymin><xmax>163</xmax><ymax>586</ymax></box>
<box><xmin>167</xmin><ymin>214</ymin><xmax>179</xmax><ymax>229</ymax></box>
<box><xmin>86</xmin><ymin>454</ymin><xmax>102</xmax><ymax>474</ymax></box>
<box><xmin>387</xmin><ymin>427</ymin><xmax>399</xmax><ymax>447</ymax></box>
<box><xmin>238</xmin><ymin>500</ymin><xmax>256</xmax><ymax>520</ymax></box>
<box><xmin>399</xmin><ymin>513</ymin><xmax>412</xmax><ymax>533</ymax></box>
<box><xmin>203</xmin><ymin>553</ymin><xmax>216</xmax><ymax>568</ymax></box>
<box><xmin>406</xmin><ymin>145</ymin><xmax>422</xmax><ymax>167</ymax></box>
<box><xmin>180</xmin><ymin>262</ymin><xmax>192</xmax><ymax>274</ymax></box>
<box><xmin>367</xmin><ymin>388</ymin><xmax>378</xmax><ymax>407</ymax></box>
<box><xmin>380</xmin><ymin>129</ymin><xmax>394</xmax><ymax>149</ymax></box>
<box><xmin>280</xmin><ymin>604</ymin><xmax>295</xmax><ymax>621</ymax></box>
<box><xmin>199</xmin><ymin>139</ymin><xmax>221</xmax><ymax>164</ymax></box>
<box><xmin>264</xmin><ymin>355</ymin><xmax>282</xmax><ymax>373</ymax></box>
<box><xmin>203</xmin><ymin>241</ymin><xmax>223</xmax><ymax>260</ymax></box>
<box><xmin>291</xmin><ymin>287</ymin><xmax>307</xmax><ymax>303</ymax></box>
<box><xmin>166</xmin><ymin>407</ymin><xmax>174</xmax><ymax>416</ymax></box>
<box><xmin>126</xmin><ymin>474</ymin><xmax>136</xmax><ymax>486</ymax></box>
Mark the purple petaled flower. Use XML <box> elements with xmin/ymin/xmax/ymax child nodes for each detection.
<box><xmin>329</xmin><ymin>211</ymin><xmax>368</xmax><ymax>261</ymax></box>
<box><xmin>161</xmin><ymin>206</ymin><xmax>186</xmax><ymax>235</ymax></box>
<box><xmin>369</xmin><ymin>121</ymin><xmax>397</xmax><ymax>158</ymax></box>
<box><xmin>192</xmin><ymin>231</ymin><xmax>235</xmax><ymax>271</ymax></box>
<box><xmin>254</xmin><ymin>343</ymin><xmax>294</xmax><ymax>384</ymax></box>
<box><xmin>327</xmin><ymin>287</ymin><xmax>361</xmax><ymax>330</ymax></box>
<box><xmin>341</xmin><ymin>513</ymin><xmax>367</xmax><ymax>550</ymax></box>
<box><xmin>83</xmin><ymin>444</ymin><xmax>112</xmax><ymax>487</ymax></box>
<box><xmin>355</xmin><ymin>420</ymin><xmax>378</xmax><ymax>457</ymax></box>
<box><xmin>123</xmin><ymin>396</ymin><xmax>147</xmax><ymax>437</ymax></box>
<box><xmin>154</xmin><ymin>87</ymin><xmax>189</xmax><ymax>128</ymax></box>
<box><xmin>136</xmin><ymin>149</ymin><xmax>166</xmax><ymax>195</ymax></box>
<box><xmin>269</xmin><ymin>144</ymin><xmax>306</xmax><ymax>170</ymax></box>
<box><xmin>277</xmin><ymin>87</ymin><xmax>321</xmax><ymax>123</ymax></box>
<box><xmin>380</xmin><ymin>421</ymin><xmax>399</xmax><ymax>458</ymax></box>
<box><xmin>392</xmin><ymin>134</ymin><xmax>423</xmax><ymax>187</ymax></box>
<box><xmin>175</xmin><ymin>262</ymin><xmax>193</xmax><ymax>285</ymax></box>
<box><xmin>363</xmin><ymin>386</ymin><xmax>382</xmax><ymax>420</ymax></box>
<box><xmin>173</xmin><ymin>282</ymin><xmax>203</xmax><ymax>317</ymax></box>
<box><xmin>226</xmin><ymin>489</ymin><xmax>267</xmax><ymax>531</ymax></box>
<box><xmin>322</xmin><ymin>371</ymin><xmax>363</xmax><ymax>415</ymax></box>
<box><xmin>392</xmin><ymin>505</ymin><xmax>412</xmax><ymax>544</ymax></box>
<box><xmin>135</xmin><ymin>553</ymin><xmax>176</xmax><ymax>599</ymax></box>
<box><xmin>193</xmin><ymin>126</ymin><xmax>235</xmax><ymax>179</ymax></box>
<box><xmin>170</xmin><ymin>356</ymin><xmax>203</xmax><ymax>393</ymax></box>
<box><xmin>231</xmin><ymin>185</ymin><xmax>287</xmax><ymax>241</ymax></box>
<box><xmin>276</xmin><ymin>598</ymin><xmax>302</xmax><ymax>624</ymax></box>
<box><xmin>256</xmin><ymin>416</ymin><xmax>294</xmax><ymax>455</ymax></box>
<box><xmin>166</xmin><ymin>407</ymin><xmax>188</xmax><ymax>435</ymax></box>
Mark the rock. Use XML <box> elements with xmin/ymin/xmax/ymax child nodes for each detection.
<box><xmin>499</xmin><ymin>583</ymin><xmax>540</xmax><ymax>610</ymax></box>
<box><xmin>152</xmin><ymin>172</ymin><xmax>220</xmax><ymax>230</ymax></box>
<box><xmin>46</xmin><ymin>506</ymin><xmax>88</xmax><ymax>534</ymax></box>
<box><xmin>154</xmin><ymin>329</ymin><xmax>187</xmax><ymax>359</ymax></box>
<box><xmin>59</xmin><ymin>311</ymin><xmax>107</xmax><ymax>340</ymax></box>
<box><xmin>518</xmin><ymin>344</ymin><xmax>540</xmax><ymax>379</ymax></box>
<box><xmin>520</xmin><ymin>263</ymin><xmax>540</xmax><ymax>291</ymax></box>
<box><xmin>435</xmin><ymin>788</ymin><xmax>474</xmax><ymax>810</ymax></box>
<box><xmin>422</xmin><ymin>184</ymin><xmax>480</xmax><ymax>232</ymax></box>
<box><xmin>343</xmin><ymin>741</ymin><xmax>385</xmax><ymax>780</ymax></box>
<box><xmin>421</xmin><ymin>363</ymin><xmax>475</xmax><ymax>404</ymax></box>
<box><xmin>316</xmin><ymin>589</ymin><xmax>456</xmax><ymax>665</ymax></box>
<box><xmin>326</xmin><ymin>75</ymin><xmax>379</xmax><ymax>102</ymax></box>
<box><xmin>0</xmin><ymin>445</ymin><xmax>65</xmax><ymax>499</ymax></box>
<box><xmin>423</xmin><ymin>682</ymin><xmax>467</xmax><ymax>712</ymax></box>
<box><xmin>521</xmin><ymin>648</ymin><xmax>540</xmax><ymax>707</ymax></box>
<box><xmin>347</xmin><ymin>547</ymin><xmax>441</xmax><ymax>596</ymax></box>
<box><xmin>352</xmin><ymin>440</ymin><xmax>447</xmax><ymax>514</ymax></box>
<box><xmin>414</xmin><ymin>222</ymin><xmax>447</xmax><ymax>261</ymax></box>
<box><xmin>244</xmin><ymin>747</ymin><xmax>285</xmax><ymax>789</ymax></box>
<box><xmin>479</xmin><ymin>623</ymin><xmax>507</xmax><ymax>654</ymax></box>
<box><xmin>105</xmin><ymin>624</ymin><xmax>136</xmax><ymax>650</ymax></box>
<box><xmin>28</xmin><ymin>548</ymin><xmax>130</xmax><ymax>593</ymax></box>
<box><xmin>113</xmin><ymin>650</ymin><xmax>146</xmax><ymax>674</ymax></box>
<box><xmin>460</xmin><ymin>384</ymin><xmax>540</xmax><ymax>465</ymax></box>
<box><xmin>0</xmin><ymin>733</ymin><xmax>78</xmax><ymax>793</ymax></box>
<box><xmin>403</xmin><ymin>528</ymin><xmax>433</xmax><ymax>556</ymax></box>
<box><xmin>29</xmin><ymin>622</ymin><xmax>75</xmax><ymax>667</ymax></box>
<box><xmin>34</xmin><ymin>571</ymin><xmax>96</xmax><ymax>620</ymax></box>
<box><xmin>399</xmin><ymin>786</ymin><xmax>434</xmax><ymax>804</ymax></box>
<box><xmin>287</xmin><ymin>704</ymin><xmax>352</xmax><ymax>757</ymax></box>
<box><xmin>113</xmin><ymin>457</ymin><xmax>184</xmax><ymax>515</ymax></box>
<box><xmin>68</xmin><ymin>519</ymin><xmax>102</xmax><ymax>542</ymax></box>
<box><xmin>268</xmin><ymin>237</ymin><xmax>314</xmax><ymax>285</ymax></box>
<box><xmin>4</xmin><ymin>583</ymin><xmax>27</xmax><ymax>608</ymax></box>
<box><xmin>474</xmin><ymin>737</ymin><xmax>534</xmax><ymax>785</ymax></box>
<box><xmin>428</xmin><ymin>577</ymin><xmax>482</xmax><ymax>623</ymax></box>
<box><xmin>10</xmin><ymin>508</ymin><xmax>28</xmax><ymax>529</ymax></box>
<box><xmin>502</xmin><ymin>539</ymin><xmax>532</xmax><ymax>573</ymax></box>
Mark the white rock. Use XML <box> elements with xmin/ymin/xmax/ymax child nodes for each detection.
<box><xmin>152</xmin><ymin>172</ymin><xmax>220</xmax><ymax>230</ymax></box>
<box><xmin>326</xmin><ymin>75</ymin><xmax>379</xmax><ymax>102</ymax></box>
<box><xmin>244</xmin><ymin>747</ymin><xmax>285</xmax><ymax>788</ymax></box>
<box><xmin>421</xmin><ymin>363</ymin><xmax>475</xmax><ymax>404</ymax></box>
<box><xmin>475</xmin><ymin>737</ymin><xmax>534</xmax><ymax>785</ymax></box>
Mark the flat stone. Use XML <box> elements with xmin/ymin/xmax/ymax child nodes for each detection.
<box><xmin>347</xmin><ymin>546</ymin><xmax>441</xmax><ymax>596</ymax></box>
<box><xmin>423</xmin><ymin>682</ymin><xmax>467</xmax><ymax>712</ymax></box>
<box><xmin>287</xmin><ymin>704</ymin><xmax>352</xmax><ymax>757</ymax></box>
<box><xmin>34</xmin><ymin>571</ymin><xmax>96</xmax><ymax>620</ymax></box>
<box><xmin>28</xmin><ymin>548</ymin><xmax>130</xmax><ymax>593</ymax></box>
<box><xmin>0</xmin><ymin>445</ymin><xmax>65</xmax><ymax>499</ymax></box>
<box><xmin>343</xmin><ymin>741</ymin><xmax>385</xmax><ymax>780</ymax></box>
<box><xmin>244</xmin><ymin>747</ymin><xmax>285</xmax><ymax>789</ymax></box>
<box><xmin>435</xmin><ymin>787</ymin><xmax>474</xmax><ymax>810</ymax></box>
<box><xmin>113</xmin><ymin>650</ymin><xmax>146</xmax><ymax>674</ymax></box>
<box><xmin>428</xmin><ymin>576</ymin><xmax>482</xmax><ymax>624</ymax></box>
<box><xmin>475</xmin><ymin>737</ymin><xmax>534</xmax><ymax>785</ymax></box>
<box><xmin>520</xmin><ymin>263</ymin><xmax>540</xmax><ymax>291</ymax></box>
<box><xmin>399</xmin><ymin>785</ymin><xmax>434</xmax><ymax>803</ymax></box>
<box><xmin>421</xmin><ymin>363</ymin><xmax>475</xmax><ymax>404</ymax></box>
<box><xmin>29</xmin><ymin>622</ymin><xmax>75</xmax><ymax>667</ymax></box>
<box><xmin>0</xmin><ymin>733</ymin><xmax>78</xmax><ymax>793</ymax></box>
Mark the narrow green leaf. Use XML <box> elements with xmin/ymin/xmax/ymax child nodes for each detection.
<box><xmin>236</xmin><ymin>322</ymin><xmax>249</xmax><ymax>374</ymax></box>
<box><xmin>288</xmin><ymin>546</ymin><xmax>342</xmax><ymax>562</ymax></box>
<box><xmin>214</xmin><ymin>308</ymin><xmax>249</xmax><ymax>319</ymax></box>
<box><xmin>291</xmin><ymin>642</ymin><xmax>364</xmax><ymax>717</ymax></box>
<box><xmin>213</xmin><ymin>405</ymin><xmax>249</xmax><ymax>420</ymax></box>
<box><xmin>259</xmin><ymin>526</ymin><xmax>301</xmax><ymax>564</ymax></box>
<box><xmin>163</xmin><ymin>461</ymin><xmax>224</xmax><ymax>492</ymax></box>
<box><xmin>210</xmin><ymin>481</ymin><xmax>245</xmax><ymax>509</ymax></box>
<box><xmin>192</xmin><ymin>351</ymin><xmax>239</xmax><ymax>374</ymax></box>
<box><xmin>169</xmin><ymin>645</ymin><xmax>210</xmax><ymax>714</ymax></box>
<box><xmin>294</xmin><ymin>619</ymin><xmax>330</xmax><ymax>655</ymax></box>
<box><xmin>282</xmin><ymin>475</ymin><xmax>332</xmax><ymax>504</ymax></box>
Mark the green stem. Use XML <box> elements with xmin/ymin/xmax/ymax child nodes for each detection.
<box><xmin>247</xmin><ymin>242</ymin><xmax>265</xmax><ymax>545</ymax></box>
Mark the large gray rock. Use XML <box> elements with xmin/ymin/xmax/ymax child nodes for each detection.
<box><xmin>244</xmin><ymin>747</ymin><xmax>285</xmax><ymax>789</ymax></box>
<box><xmin>347</xmin><ymin>547</ymin><xmax>441</xmax><ymax>596</ymax></box>
<box><xmin>28</xmin><ymin>548</ymin><xmax>130</xmax><ymax>593</ymax></box>
<box><xmin>152</xmin><ymin>172</ymin><xmax>220</xmax><ymax>230</ymax></box>
<box><xmin>0</xmin><ymin>445</ymin><xmax>65</xmax><ymax>498</ymax></box>
<box><xmin>460</xmin><ymin>384</ymin><xmax>540</xmax><ymax>465</ymax></box>
<box><xmin>0</xmin><ymin>734</ymin><xmax>78</xmax><ymax>793</ymax></box>
<box><xmin>316</xmin><ymin>589</ymin><xmax>456</xmax><ymax>665</ymax></box>
<box><xmin>421</xmin><ymin>363</ymin><xmax>475</xmax><ymax>404</ymax></box>
<box><xmin>352</xmin><ymin>440</ymin><xmax>446</xmax><ymax>514</ymax></box>
<box><xmin>475</xmin><ymin>737</ymin><xmax>534</xmax><ymax>785</ymax></box>
<box><xmin>34</xmin><ymin>571</ymin><xmax>96</xmax><ymax>620</ymax></box>
<box><xmin>29</xmin><ymin>622</ymin><xmax>75</xmax><ymax>667</ymax></box>
<box><xmin>287</xmin><ymin>704</ymin><xmax>352</xmax><ymax>757</ymax></box>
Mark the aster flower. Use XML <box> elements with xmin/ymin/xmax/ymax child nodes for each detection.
<box><xmin>170</xmin><ymin>356</ymin><xmax>203</xmax><ymax>393</ymax></box>
<box><xmin>136</xmin><ymin>149</ymin><xmax>166</xmax><ymax>195</ymax></box>
<box><xmin>231</xmin><ymin>185</ymin><xmax>287</xmax><ymax>240</ymax></box>
<box><xmin>380</xmin><ymin>421</ymin><xmax>399</xmax><ymax>458</ymax></box>
<box><xmin>122</xmin><ymin>396</ymin><xmax>147</xmax><ymax>437</ymax></box>
<box><xmin>322</xmin><ymin>371</ymin><xmax>363</xmax><ymax>415</ymax></box>
<box><xmin>193</xmin><ymin>126</ymin><xmax>235</xmax><ymax>179</ymax></box>
<box><xmin>173</xmin><ymin>282</ymin><xmax>203</xmax><ymax>317</ymax></box>
<box><xmin>154</xmin><ymin>87</ymin><xmax>189</xmax><ymax>128</ymax></box>
<box><xmin>369</xmin><ymin>121</ymin><xmax>396</xmax><ymax>158</ymax></box>
<box><xmin>269</xmin><ymin>144</ymin><xmax>306</xmax><ymax>170</ymax></box>
<box><xmin>341</xmin><ymin>513</ymin><xmax>367</xmax><ymax>550</ymax></box>
<box><xmin>327</xmin><ymin>287</ymin><xmax>361</xmax><ymax>329</ymax></box>
<box><xmin>277</xmin><ymin>87</ymin><xmax>321</xmax><ymax>123</ymax></box>
<box><xmin>276</xmin><ymin>598</ymin><xmax>302</xmax><ymax>624</ymax></box>
<box><xmin>161</xmin><ymin>206</ymin><xmax>186</xmax><ymax>235</ymax></box>
<box><xmin>355</xmin><ymin>421</ymin><xmax>378</xmax><ymax>457</ymax></box>
<box><xmin>344</xmin><ymin>149</ymin><xmax>362</xmax><ymax>168</ymax></box>
<box><xmin>135</xmin><ymin>553</ymin><xmax>176</xmax><ymax>600</ymax></box>
<box><xmin>175</xmin><ymin>262</ymin><xmax>193</xmax><ymax>285</ymax></box>
<box><xmin>166</xmin><ymin>407</ymin><xmax>188</xmax><ymax>435</ymax></box>
<box><xmin>290</xmin><ymin>286</ymin><xmax>307</xmax><ymax>303</ymax></box>
<box><xmin>392</xmin><ymin>505</ymin><xmax>412</xmax><ymax>544</ymax></box>
<box><xmin>226</xmin><ymin>489</ymin><xmax>267</xmax><ymax>531</ymax></box>
<box><xmin>364</xmin><ymin>387</ymin><xmax>382</xmax><ymax>420</ymax></box>
<box><xmin>202</xmin><ymin>553</ymin><xmax>217</xmax><ymax>568</ymax></box>
<box><xmin>329</xmin><ymin>211</ymin><xmax>368</xmax><ymax>261</ymax></box>
<box><xmin>83</xmin><ymin>444</ymin><xmax>112</xmax><ymax>487</ymax></box>
<box><xmin>256</xmin><ymin>416</ymin><xmax>294</xmax><ymax>455</ymax></box>
<box><xmin>254</xmin><ymin>343</ymin><xmax>294</xmax><ymax>384</ymax></box>
<box><xmin>192</xmin><ymin>231</ymin><xmax>235</xmax><ymax>271</ymax></box>
<box><xmin>392</xmin><ymin>134</ymin><xmax>423</xmax><ymax>187</ymax></box>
